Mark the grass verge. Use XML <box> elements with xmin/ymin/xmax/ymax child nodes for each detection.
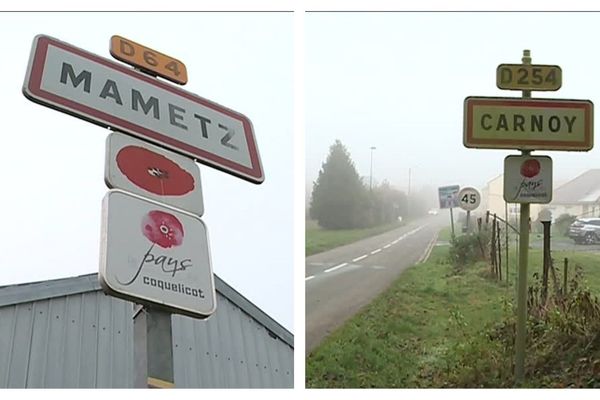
<box><xmin>305</xmin><ymin>233</ymin><xmax>600</xmax><ymax>388</ymax></box>
<box><xmin>306</xmin><ymin>219</ymin><xmax>404</xmax><ymax>256</ymax></box>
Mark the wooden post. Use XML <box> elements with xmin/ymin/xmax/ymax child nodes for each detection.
<box><xmin>563</xmin><ymin>258</ymin><xmax>568</xmax><ymax>297</ymax></box>
<box><xmin>490</xmin><ymin>214</ymin><xmax>497</xmax><ymax>276</ymax></box>
<box><xmin>541</xmin><ymin>220</ymin><xmax>551</xmax><ymax>303</ymax></box>
<box><xmin>497</xmin><ymin>221</ymin><xmax>502</xmax><ymax>282</ymax></box>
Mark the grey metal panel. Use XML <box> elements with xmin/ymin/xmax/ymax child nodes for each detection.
<box><xmin>0</xmin><ymin>276</ymin><xmax>292</xmax><ymax>388</ymax></box>
<box><xmin>0</xmin><ymin>273</ymin><xmax>293</xmax><ymax>350</ymax></box>
<box><xmin>170</xmin><ymin>291</ymin><xmax>293</xmax><ymax>388</ymax></box>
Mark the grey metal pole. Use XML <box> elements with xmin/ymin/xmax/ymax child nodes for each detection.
<box><xmin>134</xmin><ymin>305</ymin><xmax>175</xmax><ymax>388</ymax></box>
<box><xmin>515</xmin><ymin>49</ymin><xmax>532</xmax><ymax>386</ymax></box>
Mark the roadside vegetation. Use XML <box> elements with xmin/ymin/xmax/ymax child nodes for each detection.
<box><xmin>306</xmin><ymin>139</ymin><xmax>434</xmax><ymax>256</ymax></box>
<box><xmin>306</xmin><ymin>219</ymin><xmax>404</xmax><ymax>256</ymax></box>
<box><xmin>306</xmin><ymin>227</ymin><xmax>600</xmax><ymax>388</ymax></box>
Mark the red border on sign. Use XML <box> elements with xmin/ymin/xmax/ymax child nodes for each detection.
<box><xmin>464</xmin><ymin>96</ymin><xmax>593</xmax><ymax>151</ymax></box>
<box><xmin>25</xmin><ymin>35</ymin><xmax>264</xmax><ymax>184</ymax></box>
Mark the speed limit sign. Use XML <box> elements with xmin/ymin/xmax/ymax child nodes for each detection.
<box><xmin>458</xmin><ymin>187</ymin><xmax>481</xmax><ymax>211</ymax></box>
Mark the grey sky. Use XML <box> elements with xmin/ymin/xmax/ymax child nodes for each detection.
<box><xmin>0</xmin><ymin>12</ymin><xmax>293</xmax><ymax>332</ymax></box>
<box><xmin>306</xmin><ymin>12</ymin><xmax>600</xmax><ymax>197</ymax></box>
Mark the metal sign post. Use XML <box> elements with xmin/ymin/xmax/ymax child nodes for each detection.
<box><xmin>514</xmin><ymin>49</ymin><xmax>532</xmax><ymax>386</ymax></box>
<box><xmin>134</xmin><ymin>305</ymin><xmax>175</xmax><ymax>388</ymax></box>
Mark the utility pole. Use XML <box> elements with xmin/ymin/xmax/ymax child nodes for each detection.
<box><xmin>369</xmin><ymin>146</ymin><xmax>376</xmax><ymax>191</ymax></box>
<box><xmin>407</xmin><ymin>167</ymin><xmax>411</xmax><ymax>219</ymax></box>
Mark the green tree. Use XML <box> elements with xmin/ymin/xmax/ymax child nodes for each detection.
<box><xmin>310</xmin><ymin>140</ymin><xmax>369</xmax><ymax>229</ymax></box>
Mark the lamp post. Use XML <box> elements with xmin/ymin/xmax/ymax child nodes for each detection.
<box><xmin>369</xmin><ymin>146</ymin><xmax>376</xmax><ymax>191</ymax></box>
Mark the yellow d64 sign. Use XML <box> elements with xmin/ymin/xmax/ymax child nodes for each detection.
<box><xmin>463</xmin><ymin>96</ymin><xmax>593</xmax><ymax>151</ymax></box>
<box><xmin>496</xmin><ymin>64</ymin><xmax>562</xmax><ymax>91</ymax></box>
<box><xmin>110</xmin><ymin>35</ymin><xmax>188</xmax><ymax>85</ymax></box>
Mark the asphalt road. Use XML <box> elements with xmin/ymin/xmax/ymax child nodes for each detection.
<box><xmin>305</xmin><ymin>214</ymin><xmax>447</xmax><ymax>355</ymax></box>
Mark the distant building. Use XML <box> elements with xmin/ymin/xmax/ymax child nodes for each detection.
<box><xmin>0</xmin><ymin>273</ymin><xmax>293</xmax><ymax>388</ymax></box>
<box><xmin>549</xmin><ymin>169</ymin><xmax>600</xmax><ymax>218</ymax></box>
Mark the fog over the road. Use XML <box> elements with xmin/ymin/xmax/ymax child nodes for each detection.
<box><xmin>306</xmin><ymin>13</ymin><xmax>600</xmax><ymax>197</ymax></box>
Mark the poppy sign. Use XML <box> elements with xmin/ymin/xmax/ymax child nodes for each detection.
<box><xmin>105</xmin><ymin>132</ymin><xmax>204</xmax><ymax>216</ymax></box>
<box><xmin>23</xmin><ymin>34</ymin><xmax>264</xmax><ymax>184</ymax></box>
<box><xmin>503</xmin><ymin>155</ymin><xmax>553</xmax><ymax>204</ymax></box>
<box><xmin>99</xmin><ymin>189</ymin><xmax>216</xmax><ymax>319</ymax></box>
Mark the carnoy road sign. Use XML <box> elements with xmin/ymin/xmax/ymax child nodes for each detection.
<box><xmin>99</xmin><ymin>189</ymin><xmax>216</xmax><ymax>319</ymax></box>
<box><xmin>464</xmin><ymin>96</ymin><xmax>593</xmax><ymax>151</ymax></box>
<box><xmin>23</xmin><ymin>34</ymin><xmax>264</xmax><ymax>184</ymax></box>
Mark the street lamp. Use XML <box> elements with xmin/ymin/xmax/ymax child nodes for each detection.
<box><xmin>369</xmin><ymin>146</ymin><xmax>376</xmax><ymax>191</ymax></box>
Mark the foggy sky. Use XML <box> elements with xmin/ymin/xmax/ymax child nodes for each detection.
<box><xmin>306</xmin><ymin>12</ymin><xmax>600</xmax><ymax>199</ymax></box>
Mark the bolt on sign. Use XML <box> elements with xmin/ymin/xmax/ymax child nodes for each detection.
<box><xmin>22</xmin><ymin>34</ymin><xmax>264</xmax><ymax>184</ymax></box>
<box><xmin>438</xmin><ymin>185</ymin><xmax>460</xmax><ymax>209</ymax></box>
<box><xmin>105</xmin><ymin>132</ymin><xmax>204</xmax><ymax>216</ymax></box>
<box><xmin>463</xmin><ymin>96</ymin><xmax>594</xmax><ymax>151</ymax></box>
<box><xmin>503</xmin><ymin>155</ymin><xmax>553</xmax><ymax>204</ymax></box>
<box><xmin>496</xmin><ymin>64</ymin><xmax>562</xmax><ymax>91</ymax></box>
<box><xmin>99</xmin><ymin>190</ymin><xmax>216</xmax><ymax>319</ymax></box>
<box><xmin>110</xmin><ymin>35</ymin><xmax>188</xmax><ymax>85</ymax></box>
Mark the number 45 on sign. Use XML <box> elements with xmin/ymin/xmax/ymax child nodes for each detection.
<box><xmin>458</xmin><ymin>187</ymin><xmax>481</xmax><ymax>211</ymax></box>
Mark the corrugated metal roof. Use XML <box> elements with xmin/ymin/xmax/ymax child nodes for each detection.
<box><xmin>0</xmin><ymin>273</ymin><xmax>293</xmax><ymax>388</ymax></box>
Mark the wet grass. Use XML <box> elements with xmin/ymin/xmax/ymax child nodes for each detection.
<box><xmin>306</xmin><ymin>230</ymin><xmax>600</xmax><ymax>388</ymax></box>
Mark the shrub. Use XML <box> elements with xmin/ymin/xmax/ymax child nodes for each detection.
<box><xmin>448</xmin><ymin>232</ymin><xmax>488</xmax><ymax>272</ymax></box>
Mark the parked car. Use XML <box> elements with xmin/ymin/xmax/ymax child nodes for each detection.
<box><xmin>567</xmin><ymin>218</ymin><xmax>600</xmax><ymax>244</ymax></box>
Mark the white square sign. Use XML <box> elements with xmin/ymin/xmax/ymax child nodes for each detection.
<box><xmin>99</xmin><ymin>189</ymin><xmax>216</xmax><ymax>319</ymax></box>
<box><xmin>504</xmin><ymin>155</ymin><xmax>553</xmax><ymax>204</ymax></box>
<box><xmin>105</xmin><ymin>132</ymin><xmax>204</xmax><ymax>216</ymax></box>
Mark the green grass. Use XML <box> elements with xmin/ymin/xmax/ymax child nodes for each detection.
<box><xmin>305</xmin><ymin>230</ymin><xmax>600</xmax><ymax>388</ymax></box>
<box><xmin>306</xmin><ymin>219</ymin><xmax>404</xmax><ymax>256</ymax></box>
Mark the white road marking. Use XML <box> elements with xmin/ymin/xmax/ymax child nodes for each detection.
<box><xmin>307</xmin><ymin>224</ymin><xmax>427</xmax><ymax>280</ymax></box>
<box><xmin>324</xmin><ymin>262</ymin><xmax>348</xmax><ymax>273</ymax></box>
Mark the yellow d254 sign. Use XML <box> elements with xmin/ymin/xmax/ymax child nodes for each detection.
<box><xmin>463</xmin><ymin>96</ymin><xmax>593</xmax><ymax>151</ymax></box>
<box><xmin>496</xmin><ymin>64</ymin><xmax>562</xmax><ymax>91</ymax></box>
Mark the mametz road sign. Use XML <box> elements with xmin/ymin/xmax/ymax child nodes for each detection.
<box><xmin>496</xmin><ymin>64</ymin><xmax>562</xmax><ymax>91</ymax></box>
<box><xmin>23</xmin><ymin>34</ymin><xmax>264</xmax><ymax>184</ymax></box>
<box><xmin>464</xmin><ymin>96</ymin><xmax>593</xmax><ymax>151</ymax></box>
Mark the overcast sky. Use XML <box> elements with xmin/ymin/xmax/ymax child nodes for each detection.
<box><xmin>0</xmin><ymin>12</ymin><xmax>293</xmax><ymax>332</ymax></box>
<box><xmin>306</xmin><ymin>12</ymin><xmax>600</xmax><ymax>199</ymax></box>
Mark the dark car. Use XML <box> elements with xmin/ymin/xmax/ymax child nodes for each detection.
<box><xmin>567</xmin><ymin>218</ymin><xmax>600</xmax><ymax>244</ymax></box>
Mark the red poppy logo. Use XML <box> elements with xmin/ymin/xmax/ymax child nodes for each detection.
<box><xmin>520</xmin><ymin>159</ymin><xmax>541</xmax><ymax>178</ymax></box>
<box><xmin>142</xmin><ymin>210</ymin><xmax>184</xmax><ymax>249</ymax></box>
<box><xmin>116</xmin><ymin>146</ymin><xmax>195</xmax><ymax>196</ymax></box>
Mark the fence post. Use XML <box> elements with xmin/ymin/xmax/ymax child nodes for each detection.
<box><xmin>497</xmin><ymin>221</ymin><xmax>502</xmax><ymax>282</ymax></box>
<box><xmin>563</xmin><ymin>258</ymin><xmax>568</xmax><ymax>297</ymax></box>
